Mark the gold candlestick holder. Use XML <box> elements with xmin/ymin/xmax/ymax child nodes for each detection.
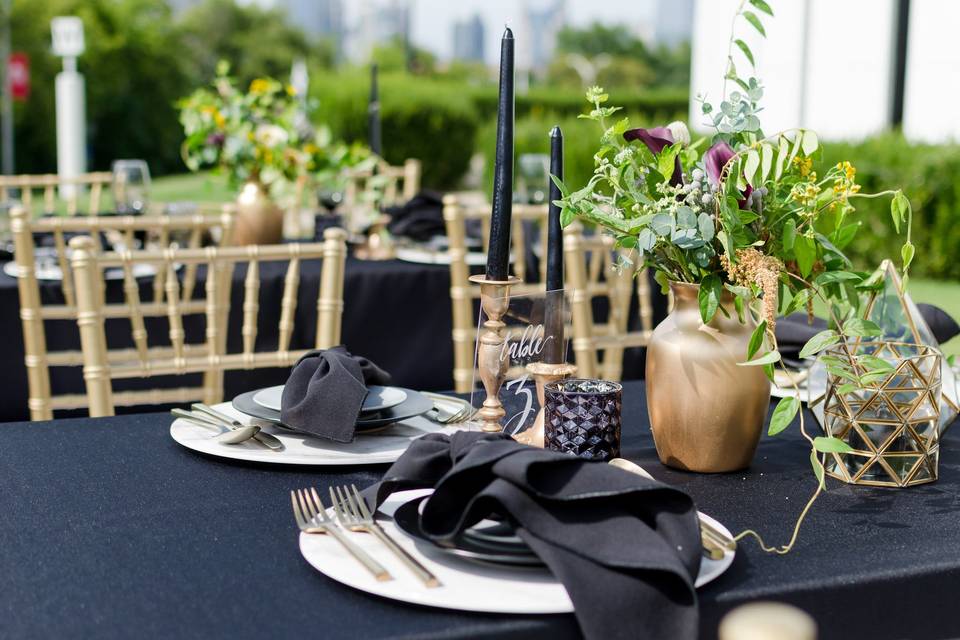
<box><xmin>514</xmin><ymin>361</ymin><xmax>577</xmax><ymax>447</ymax></box>
<box><xmin>469</xmin><ymin>274</ymin><xmax>522</xmax><ymax>432</ymax></box>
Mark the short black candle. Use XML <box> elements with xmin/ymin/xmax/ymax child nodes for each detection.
<box><xmin>368</xmin><ymin>63</ymin><xmax>382</xmax><ymax>156</ymax></box>
<box><xmin>544</xmin><ymin>125</ymin><xmax>564</xmax><ymax>364</ymax></box>
<box><xmin>485</xmin><ymin>27</ymin><xmax>515</xmax><ymax>282</ymax></box>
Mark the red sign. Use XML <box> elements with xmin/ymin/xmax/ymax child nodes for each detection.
<box><xmin>8</xmin><ymin>53</ymin><xmax>29</xmax><ymax>101</ymax></box>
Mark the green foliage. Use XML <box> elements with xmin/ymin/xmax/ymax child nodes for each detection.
<box><xmin>310</xmin><ymin>71</ymin><xmax>478</xmax><ymax>189</ymax></box>
<box><xmin>9</xmin><ymin>0</ymin><xmax>330</xmax><ymax>176</ymax></box>
<box><xmin>177</xmin><ymin>65</ymin><xmax>365</xmax><ymax>193</ymax></box>
<box><xmin>10</xmin><ymin>0</ymin><xmax>192</xmax><ymax>175</ymax></box>
<box><xmin>177</xmin><ymin>0</ymin><xmax>329</xmax><ymax>85</ymax></box>
<box><xmin>820</xmin><ymin>134</ymin><xmax>960</xmax><ymax>280</ymax></box>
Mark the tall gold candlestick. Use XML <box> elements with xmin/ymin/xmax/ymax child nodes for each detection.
<box><xmin>514</xmin><ymin>361</ymin><xmax>577</xmax><ymax>447</ymax></box>
<box><xmin>469</xmin><ymin>274</ymin><xmax>521</xmax><ymax>432</ymax></box>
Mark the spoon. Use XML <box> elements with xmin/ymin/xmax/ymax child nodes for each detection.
<box><xmin>190</xmin><ymin>403</ymin><xmax>284</xmax><ymax>451</ymax></box>
<box><xmin>214</xmin><ymin>424</ymin><xmax>261</xmax><ymax>444</ymax></box>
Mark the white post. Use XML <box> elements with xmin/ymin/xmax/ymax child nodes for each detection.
<box><xmin>51</xmin><ymin>16</ymin><xmax>86</xmax><ymax>199</ymax></box>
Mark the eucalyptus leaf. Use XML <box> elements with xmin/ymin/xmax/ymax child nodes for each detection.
<box><xmin>769</xmin><ymin>396</ymin><xmax>799</xmax><ymax>436</ymax></box>
<box><xmin>698</xmin><ymin>212</ymin><xmax>715</xmax><ymax>242</ymax></box>
<box><xmin>637</xmin><ymin>228</ymin><xmax>656</xmax><ymax>251</ymax></box>
<box><xmin>677</xmin><ymin>206</ymin><xmax>698</xmax><ymax>229</ymax></box>
<box><xmin>651</xmin><ymin>213</ymin><xmax>674</xmax><ymax>237</ymax></box>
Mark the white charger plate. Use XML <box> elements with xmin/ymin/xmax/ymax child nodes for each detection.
<box><xmin>298</xmin><ymin>489</ymin><xmax>735</xmax><ymax>614</ymax></box>
<box><xmin>3</xmin><ymin>260</ymin><xmax>158</xmax><ymax>281</ymax></box>
<box><xmin>252</xmin><ymin>384</ymin><xmax>406</xmax><ymax>414</ymax></box>
<box><xmin>169</xmin><ymin>402</ymin><xmax>454</xmax><ymax>466</ymax></box>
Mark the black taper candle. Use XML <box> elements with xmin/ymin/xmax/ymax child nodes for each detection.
<box><xmin>544</xmin><ymin>125</ymin><xmax>564</xmax><ymax>364</ymax></box>
<box><xmin>368</xmin><ymin>63</ymin><xmax>382</xmax><ymax>156</ymax></box>
<box><xmin>485</xmin><ymin>27</ymin><xmax>515</xmax><ymax>281</ymax></box>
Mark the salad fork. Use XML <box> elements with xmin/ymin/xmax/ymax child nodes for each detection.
<box><xmin>330</xmin><ymin>484</ymin><xmax>440</xmax><ymax>588</ymax></box>
<box><xmin>290</xmin><ymin>487</ymin><xmax>392</xmax><ymax>581</ymax></box>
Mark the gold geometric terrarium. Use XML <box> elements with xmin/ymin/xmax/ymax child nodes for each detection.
<box><xmin>820</xmin><ymin>342</ymin><xmax>942</xmax><ymax>487</ymax></box>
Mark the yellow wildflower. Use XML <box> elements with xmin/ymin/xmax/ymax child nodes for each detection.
<box><xmin>285</xmin><ymin>84</ymin><xmax>296</xmax><ymax>96</ymax></box>
<box><xmin>249</xmin><ymin>78</ymin><xmax>270</xmax><ymax>95</ymax></box>
<box><xmin>213</xmin><ymin>110</ymin><xmax>226</xmax><ymax>128</ymax></box>
<box><xmin>793</xmin><ymin>156</ymin><xmax>813</xmax><ymax>178</ymax></box>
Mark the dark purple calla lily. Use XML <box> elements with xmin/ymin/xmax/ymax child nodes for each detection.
<box><xmin>704</xmin><ymin>141</ymin><xmax>752</xmax><ymax>207</ymax></box>
<box><xmin>623</xmin><ymin>126</ymin><xmax>683</xmax><ymax>185</ymax></box>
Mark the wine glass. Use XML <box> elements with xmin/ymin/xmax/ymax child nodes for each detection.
<box><xmin>111</xmin><ymin>159</ymin><xmax>151</xmax><ymax>214</ymax></box>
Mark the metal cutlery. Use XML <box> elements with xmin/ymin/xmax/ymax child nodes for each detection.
<box><xmin>422</xmin><ymin>392</ymin><xmax>477</xmax><ymax>425</ymax></box>
<box><xmin>291</xmin><ymin>487</ymin><xmax>392</xmax><ymax>582</ymax></box>
<box><xmin>190</xmin><ymin>403</ymin><xmax>284</xmax><ymax>451</ymax></box>
<box><xmin>608</xmin><ymin>457</ymin><xmax>736</xmax><ymax>560</ymax></box>
<box><xmin>330</xmin><ymin>484</ymin><xmax>440</xmax><ymax>588</ymax></box>
<box><xmin>170</xmin><ymin>408</ymin><xmax>262</xmax><ymax>445</ymax></box>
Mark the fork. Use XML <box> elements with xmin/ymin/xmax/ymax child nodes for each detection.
<box><xmin>290</xmin><ymin>487</ymin><xmax>392</xmax><ymax>581</ymax></box>
<box><xmin>330</xmin><ymin>485</ymin><xmax>441</xmax><ymax>588</ymax></box>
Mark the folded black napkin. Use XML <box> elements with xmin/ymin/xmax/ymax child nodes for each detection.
<box><xmin>776</xmin><ymin>304</ymin><xmax>960</xmax><ymax>367</ymax></box>
<box><xmin>280</xmin><ymin>346</ymin><xmax>391</xmax><ymax>443</ymax></box>
<box><xmin>370</xmin><ymin>431</ymin><xmax>701</xmax><ymax>640</ymax></box>
<box><xmin>385</xmin><ymin>190</ymin><xmax>445</xmax><ymax>242</ymax></box>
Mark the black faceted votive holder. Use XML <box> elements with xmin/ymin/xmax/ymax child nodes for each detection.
<box><xmin>544</xmin><ymin>379</ymin><xmax>622</xmax><ymax>461</ymax></box>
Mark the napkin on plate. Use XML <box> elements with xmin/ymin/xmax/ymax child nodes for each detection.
<box><xmin>776</xmin><ymin>304</ymin><xmax>960</xmax><ymax>368</ymax></box>
<box><xmin>385</xmin><ymin>191</ymin><xmax>445</xmax><ymax>242</ymax></box>
<box><xmin>369</xmin><ymin>431</ymin><xmax>702</xmax><ymax>640</ymax></box>
<box><xmin>280</xmin><ymin>346</ymin><xmax>392</xmax><ymax>443</ymax></box>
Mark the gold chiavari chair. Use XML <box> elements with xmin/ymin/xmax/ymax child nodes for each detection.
<box><xmin>442</xmin><ymin>195</ymin><xmax>551</xmax><ymax>393</ymax></box>
<box><xmin>340</xmin><ymin>158</ymin><xmax>421</xmax><ymax>232</ymax></box>
<box><xmin>0</xmin><ymin>172</ymin><xmax>113</xmax><ymax>216</ymax></box>
<box><xmin>68</xmin><ymin>229</ymin><xmax>347</xmax><ymax>418</ymax></box>
<box><xmin>10</xmin><ymin>205</ymin><xmax>236</xmax><ymax>420</ymax></box>
<box><xmin>564</xmin><ymin>226</ymin><xmax>655</xmax><ymax>381</ymax></box>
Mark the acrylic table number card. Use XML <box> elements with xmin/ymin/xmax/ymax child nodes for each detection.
<box><xmin>469</xmin><ymin>289</ymin><xmax>571</xmax><ymax>441</ymax></box>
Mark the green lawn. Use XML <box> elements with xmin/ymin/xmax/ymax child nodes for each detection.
<box><xmin>152</xmin><ymin>172</ymin><xmax>233</xmax><ymax>203</ymax></box>
<box><xmin>151</xmin><ymin>172</ymin><xmax>960</xmax><ymax>358</ymax></box>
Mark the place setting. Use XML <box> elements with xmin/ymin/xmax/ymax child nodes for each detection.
<box><xmin>169</xmin><ymin>346</ymin><xmax>477</xmax><ymax>466</ymax></box>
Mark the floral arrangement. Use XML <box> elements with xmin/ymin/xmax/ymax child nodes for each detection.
<box><xmin>556</xmin><ymin>0</ymin><xmax>914</xmax><ymax>552</ymax></box>
<box><xmin>178</xmin><ymin>62</ymin><xmax>368</xmax><ymax>196</ymax></box>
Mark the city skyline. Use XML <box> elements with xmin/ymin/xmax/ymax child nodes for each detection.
<box><xmin>240</xmin><ymin>0</ymin><xmax>686</xmax><ymax>67</ymax></box>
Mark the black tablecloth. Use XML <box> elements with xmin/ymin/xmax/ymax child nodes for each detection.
<box><xmin>0</xmin><ymin>258</ymin><xmax>664</xmax><ymax>422</ymax></box>
<box><xmin>2</xmin><ymin>381</ymin><xmax>958</xmax><ymax>640</ymax></box>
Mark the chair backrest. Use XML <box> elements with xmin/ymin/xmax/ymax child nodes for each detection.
<box><xmin>68</xmin><ymin>229</ymin><xmax>347</xmax><ymax>417</ymax></box>
<box><xmin>0</xmin><ymin>172</ymin><xmax>114</xmax><ymax>216</ymax></box>
<box><xmin>340</xmin><ymin>158</ymin><xmax>421</xmax><ymax>231</ymax></box>
<box><xmin>442</xmin><ymin>195</ymin><xmax>550</xmax><ymax>392</ymax></box>
<box><xmin>10</xmin><ymin>205</ymin><xmax>236</xmax><ymax>420</ymax></box>
<box><xmin>564</xmin><ymin>226</ymin><xmax>654</xmax><ymax>381</ymax></box>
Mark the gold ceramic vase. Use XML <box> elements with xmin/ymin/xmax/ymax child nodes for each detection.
<box><xmin>646</xmin><ymin>281</ymin><xmax>771</xmax><ymax>472</ymax></box>
<box><xmin>234</xmin><ymin>179</ymin><xmax>283</xmax><ymax>246</ymax></box>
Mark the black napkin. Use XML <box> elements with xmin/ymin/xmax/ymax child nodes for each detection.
<box><xmin>385</xmin><ymin>190</ymin><xmax>445</xmax><ymax>242</ymax></box>
<box><xmin>776</xmin><ymin>304</ymin><xmax>960</xmax><ymax>367</ymax></box>
<box><xmin>280</xmin><ymin>346</ymin><xmax>391</xmax><ymax>443</ymax></box>
<box><xmin>369</xmin><ymin>431</ymin><xmax>701</xmax><ymax>640</ymax></box>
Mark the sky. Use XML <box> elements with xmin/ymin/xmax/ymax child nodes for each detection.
<box><xmin>343</xmin><ymin>0</ymin><xmax>659</xmax><ymax>66</ymax></box>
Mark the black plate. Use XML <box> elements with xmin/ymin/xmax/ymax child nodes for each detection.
<box><xmin>231</xmin><ymin>387</ymin><xmax>433</xmax><ymax>431</ymax></box>
<box><xmin>393</xmin><ymin>496</ymin><xmax>545</xmax><ymax>567</ymax></box>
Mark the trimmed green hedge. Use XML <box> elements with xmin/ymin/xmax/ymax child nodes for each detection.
<box><xmin>310</xmin><ymin>71</ymin><xmax>480</xmax><ymax>189</ymax></box>
<box><xmin>311</xmin><ymin>72</ymin><xmax>689</xmax><ymax>190</ymax></box>
<box><xmin>469</xmin><ymin>86</ymin><xmax>688</xmax><ymax>123</ymax></box>
<box><xmin>820</xmin><ymin>135</ymin><xmax>960</xmax><ymax>281</ymax></box>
